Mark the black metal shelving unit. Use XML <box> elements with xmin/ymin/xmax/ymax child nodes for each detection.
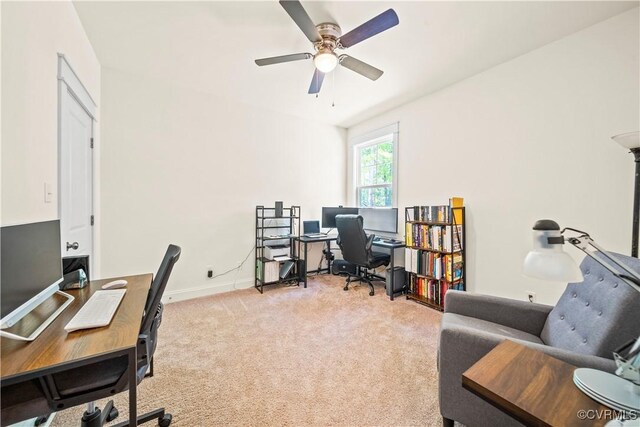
<box><xmin>255</xmin><ymin>205</ymin><xmax>301</xmax><ymax>293</ymax></box>
<box><xmin>404</xmin><ymin>205</ymin><xmax>466</xmax><ymax>311</ymax></box>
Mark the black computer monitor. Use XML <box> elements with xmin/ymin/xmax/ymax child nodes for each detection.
<box><xmin>1</xmin><ymin>220</ymin><xmax>63</xmax><ymax>328</ymax></box>
<box><xmin>359</xmin><ymin>207</ymin><xmax>398</xmax><ymax>234</ymax></box>
<box><xmin>322</xmin><ymin>206</ymin><xmax>359</xmax><ymax>228</ymax></box>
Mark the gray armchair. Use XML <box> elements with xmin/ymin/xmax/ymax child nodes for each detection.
<box><xmin>438</xmin><ymin>252</ymin><xmax>640</xmax><ymax>427</ymax></box>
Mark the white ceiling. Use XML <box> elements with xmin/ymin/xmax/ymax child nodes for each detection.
<box><xmin>74</xmin><ymin>1</ymin><xmax>637</xmax><ymax>128</ymax></box>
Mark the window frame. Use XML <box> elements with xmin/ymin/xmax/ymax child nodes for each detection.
<box><xmin>351</xmin><ymin>123</ymin><xmax>399</xmax><ymax>208</ymax></box>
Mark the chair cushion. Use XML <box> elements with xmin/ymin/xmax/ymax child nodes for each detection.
<box><xmin>1</xmin><ymin>379</ymin><xmax>51</xmax><ymax>426</ymax></box>
<box><xmin>540</xmin><ymin>252</ymin><xmax>640</xmax><ymax>358</ymax></box>
<box><xmin>369</xmin><ymin>251</ymin><xmax>390</xmax><ymax>269</ymax></box>
<box><xmin>443</xmin><ymin>312</ymin><xmax>544</xmax><ymax>345</ymax></box>
<box><xmin>52</xmin><ymin>355</ymin><xmax>128</xmax><ymax>396</ymax></box>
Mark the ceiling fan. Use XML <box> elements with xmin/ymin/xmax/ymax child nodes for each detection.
<box><xmin>255</xmin><ymin>0</ymin><xmax>399</xmax><ymax>95</ymax></box>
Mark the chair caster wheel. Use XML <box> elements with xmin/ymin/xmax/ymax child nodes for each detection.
<box><xmin>34</xmin><ymin>415</ymin><xmax>50</xmax><ymax>426</ymax></box>
<box><xmin>107</xmin><ymin>407</ymin><xmax>119</xmax><ymax>422</ymax></box>
<box><xmin>343</xmin><ymin>286</ymin><xmax>348</xmax><ymax>291</ymax></box>
<box><xmin>369</xmin><ymin>291</ymin><xmax>374</xmax><ymax>296</ymax></box>
<box><xmin>158</xmin><ymin>413</ymin><xmax>172</xmax><ymax>427</ymax></box>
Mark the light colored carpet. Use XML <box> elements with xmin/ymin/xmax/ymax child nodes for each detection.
<box><xmin>52</xmin><ymin>275</ymin><xmax>446</xmax><ymax>426</ymax></box>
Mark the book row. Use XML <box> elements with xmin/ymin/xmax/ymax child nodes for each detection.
<box><xmin>405</xmin><ymin>224</ymin><xmax>463</xmax><ymax>253</ymax></box>
<box><xmin>411</xmin><ymin>205</ymin><xmax>451</xmax><ymax>223</ymax></box>
<box><xmin>408</xmin><ymin>275</ymin><xmax>464</xmax><ymax>307</ymax></box>
<box><xmin>404</xmin><ymin>248</ymin><xmax>463</xmax><ymax>282</ymax></box>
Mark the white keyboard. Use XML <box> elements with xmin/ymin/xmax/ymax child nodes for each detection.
<box><xmin>64</xmin><ymin>289</ymin><xmax>127</xmax><ymax>332</ymax></box>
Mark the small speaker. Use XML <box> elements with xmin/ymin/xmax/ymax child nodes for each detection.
<box><xmin>275</xmin><ymin>201</ymin><xmax>283</xmax><ymax>218</ymax></box>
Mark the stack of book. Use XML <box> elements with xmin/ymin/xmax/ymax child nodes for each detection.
<box><xmin>405</xmin><ymin>224</ymin><xmax>463</xmax><ymax>251</ymax></box>
<box><xmin>404</xmin><ymin>249</ymin><xmax>463</xmax><ymax>281</ymax></box>
<box><xmin>408</xmin><ymin>276</ymin><xmax>464</xmax><ymax>307</ymax></box>
<box><xmin>404</xmin><ymin>197</ymin><xmax>465</xmax><ymax>311</ymax></box>
<box><xmin>412</xmin><ymin>205</ymin><xmax>451</xmax><ymax>223</ymax></box>
<box><xmin>444</xmin><ymin>253</ymin><xmax>463</xmax><ymax>282</ymax></box>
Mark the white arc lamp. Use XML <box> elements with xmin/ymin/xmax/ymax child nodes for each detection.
<box><xmin>524</xmin><ymin>219</ymin><xmax>640</xmax><ymax>426</ymax></box>
<box><xmin>612</xmin><ymin>131</ymin><xmax>640</xmax><ymax>258</ymax></box>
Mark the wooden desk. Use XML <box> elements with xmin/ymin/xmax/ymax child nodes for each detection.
<box><xmin>1</xmin><ymin>274</ymin><xmax>152</xmax><ymax>426</ymax></box>
<box><xmin>462</xmin><ymin>340</ymin><xmax>612</xmax><ymax>427</ymax></box>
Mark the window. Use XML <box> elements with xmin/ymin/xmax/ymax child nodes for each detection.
<box><xmin>353</xmin><ymin>125</ymin><xmax>398</xmax><ymax>207</ymax></box>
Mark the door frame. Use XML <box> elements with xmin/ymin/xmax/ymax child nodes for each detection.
<box><xmin>57</xmin><ymin>53</ymin><xmax>97</xmax><ymax>273</ymax></box>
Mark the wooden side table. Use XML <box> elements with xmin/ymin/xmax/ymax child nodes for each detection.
<box><xmin>462</xmin><ymin>340</ymin><xmax>614</xmax><ymax>427</ymax></box>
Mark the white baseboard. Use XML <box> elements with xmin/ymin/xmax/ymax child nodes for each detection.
<box><xmin>162</xmin><ymin>278</ymin><xmax>253</xmax><ymax>304</ymax></box>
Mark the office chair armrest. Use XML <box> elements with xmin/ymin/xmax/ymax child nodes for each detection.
<box><xmin>366</xmin><ymin>234</ymin><xmax>374</xmax><ymax>251</ymax></box>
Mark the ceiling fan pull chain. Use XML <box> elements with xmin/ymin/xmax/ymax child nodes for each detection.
<box><xmin>332</xmin><ymin>66</ymin><xmax>336</xmax><ymax>107</ymax></box>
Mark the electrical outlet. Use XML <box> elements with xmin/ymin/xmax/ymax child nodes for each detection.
<box><xmin>526</xmin><ymin>291</ymin><xmax>536</xmax><ymax>303</ymax></box>
<box><xmin>207</xmin><ymin>266</ymin><xmax>214</xmax><ymax>279</ymax></box>
<box><xmin>44</xmin><ymin>182</ymin><xmax>53</xmax><ymax>203</ymax></box>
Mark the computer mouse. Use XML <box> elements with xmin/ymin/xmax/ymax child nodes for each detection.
<box><xmin>102</xmin><ymin>279</ymin><xmax>128</xmax><ymax>290</ymax></box>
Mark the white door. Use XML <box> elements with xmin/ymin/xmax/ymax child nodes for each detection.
<box><xmin>60</xmin><ymin>87</ymin><xmax>93</xmax><ymax>260</ymax></box>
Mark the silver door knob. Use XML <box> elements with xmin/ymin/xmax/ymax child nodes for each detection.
<box><xmin>66</xmin><ymin>241</ymin><xmax>79</xmax><ymax>251</ymax></box>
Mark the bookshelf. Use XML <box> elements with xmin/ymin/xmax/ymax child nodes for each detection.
<box><xmin>404</xmin><ymin>201</ymin><xmax>466</xmax><ymax>311</ymax></box>
<box><xmin>255</xmin><ymin>205</ymin><xmax>301</xmax><ymax>293</ymax></box>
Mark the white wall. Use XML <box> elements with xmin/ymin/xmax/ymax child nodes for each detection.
<box><xmin>347</xmin><ymin>9</ymin><xmax>640</xmax><ymax>305</ymax></box>
<box><xmin>100</xmin><ymin>68</ymin><xmax>346</xmax><ymax>301</ymax></box>
<box><xmin>1</xmin><ymin>1</ymin><xmax>100</xmax><ymax>227</ymax></box>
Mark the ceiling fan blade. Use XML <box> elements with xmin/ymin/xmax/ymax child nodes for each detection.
<box><xmin>308</xmin><ymin>69</ymin><xmax>325</xmax><ymax>94</ymax></box>
<box><xmin>279</xmin><ymin>0</ymin><xmax>321</xmax><ymax>43</ymax></box>
<box><xmin>339</xmin><ymin>55</ymin><xmax>383</xmax><ymax>81</ymax></box>
<box><xmin>255</xmin><ymin>53</ymin><xmax>312</xmax><ymax>66</ymax></box>
<box><xmin>339</xmin><ymin>9</ymin><xmax>399</xmax><ymax>48</ymax></box>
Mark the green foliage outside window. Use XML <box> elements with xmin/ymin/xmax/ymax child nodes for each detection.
<box><xmin>357</xmin><ymin>140</ymin><xmax>393</xmax><ymax>207</ymax></box>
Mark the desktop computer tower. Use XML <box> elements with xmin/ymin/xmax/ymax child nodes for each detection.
<box><xmin>297</xmin><ymin>259</ymin><xmax>306</xmax><ymax>282</ymax></box>
<box><xmin>386</xmin><ymin>267</ymin><xmax>406</xmax><ymax>297</ymax></box>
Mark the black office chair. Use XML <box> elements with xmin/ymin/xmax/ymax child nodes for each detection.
<box><xmin>0</xmin><ymin>244</ymin><xmax>181</xmax><ymax>427</ymax></box>
<box><xmin>335</xmin><ymin>215</ymin><xmax>390</xmax><ymax>296</ymax></box>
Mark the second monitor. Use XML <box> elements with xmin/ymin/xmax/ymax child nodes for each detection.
<box><xmin>359</xmin><ymin>207</ymin><xmax>398</xmax><ymax>235</ymax></box>
<box><xmin>322</xmin><ymin>207</ymin><xmax>359</xmax><ymax>228</ymax></box>
<box><xmin>322</xmin><ymin>206</ymin><xmax>398</xmax><ymax>235</ymax></box>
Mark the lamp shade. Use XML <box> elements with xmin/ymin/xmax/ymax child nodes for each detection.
<box><xmin>314</xmin><ymin>49</ymin><xmax>338</xmax><ymax>73</ymax></box>
<box><xmin>611</xmin><ymin>131</ymin><xmax>640</xmax><ymax>149</ymax></box>
<box><xmin>523</xmin><ymin>221</ymin><xmax>583</xmax><ymax>283</ymax></box>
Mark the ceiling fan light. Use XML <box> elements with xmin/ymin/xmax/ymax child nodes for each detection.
<box><xmin>314</xmin><ymin>51</ymin><xmax>338</xmax><ymax>73</ymax></box>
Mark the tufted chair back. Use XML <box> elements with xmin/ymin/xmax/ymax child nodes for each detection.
<box><xmin>540</xmin><ymin>252</ymin><xmax>640</xmax><ymax>358</ymax></box>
